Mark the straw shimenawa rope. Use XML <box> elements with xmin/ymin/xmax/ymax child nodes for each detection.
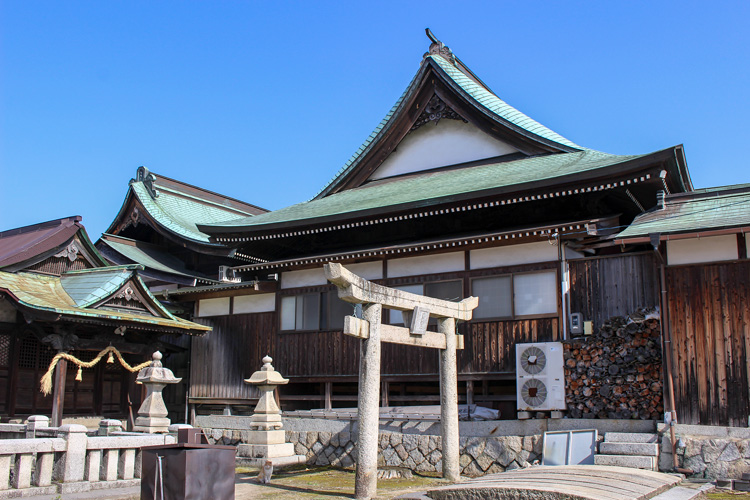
<box><xmin>40</xmin><ymin>345</ymin><xmax>152</xmax><ymax>396</ymax></box>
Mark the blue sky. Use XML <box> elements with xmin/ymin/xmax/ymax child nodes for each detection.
<box><xmin>2</xmin><ymin>1</ymin><xmax>749</xmax><ymax>238</ymax></box>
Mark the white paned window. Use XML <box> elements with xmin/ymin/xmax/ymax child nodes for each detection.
<box><xmin>471</xmin><ymin>270</ymin><xmax>557</xmax><ymax>319</ymax></box>
<box><xmin>472</xmin><ymin>276</ymin><xmax>512</xmax><ymax>319</ymax></box>
<box><xmin>513</xmin><ymin>271</ymin><xmax>557</xmax><ymax>316</ymax></box>
<box><xmin>280</xmin><ymin>296</ymin><xmax>297</xmax><ymax>330</ymax></box>
<box><xmin>280</xmin><ymin>291</ymin><xmax>358</xmax><ymax>331</ymax></box>
<box><xmin>389</xmin><ymin>280</ymin><xmax>463</xmax><ymax>325</ymax></box>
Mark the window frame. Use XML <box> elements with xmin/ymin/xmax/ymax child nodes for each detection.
<box><xmin>469</xmin><ymin>268</ymin><xmax>559</xmax><ymax>321</ymax></box>
<box><xmin>387</xmin><ymin>278</ymin><xmax>464</xmax><ymax>326</ymax></box>
<box><xmin>278</xmin><ymin>286</ymin><xmax>358</xmax><ymax>333</ymax></box>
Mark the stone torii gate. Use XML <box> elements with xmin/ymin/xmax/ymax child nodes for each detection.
<box><xmin>324</xmin><ymin>263</ymin><xmax>478</xmax><ymax>500</ymax></box>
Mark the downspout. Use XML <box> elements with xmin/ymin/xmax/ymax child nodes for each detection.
<box><xmin>558</xmin><ymin>234</ymin><xmax>568</xmax><ymax>341</ymax></box>
<box><xmin>650</xmin><ymin>232</ymin><xmax>690</xmax><ymax>474</ymax></box>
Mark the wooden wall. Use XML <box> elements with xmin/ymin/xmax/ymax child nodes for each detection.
<box><xmin>191</xmin><ymin>314</ymin><xmax>558</xmax><ymax>400</ymax></box>
<box><xmin>190</xmin><ymin>313</ymin><xmax>274</xmax><ymax>400</ymax></box>
<box><xmin>667</xmin><ymin>261</ymin><xmax>750</xmax><ymax>427</ymax></box>
<box><xmin>569</xmin><ymin>252</ymin><xmax>659</xmax><ymax>329</ymax></box>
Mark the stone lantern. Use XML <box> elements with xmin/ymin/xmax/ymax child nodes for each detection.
<box><xmin>133</xmin><ymin>351</ymin><xmax>181</xmax><ymax>433</ymax></box>
<box><xmin>239</xmin><ymin>355</ymin><xmax>305</xmax><ymax>466</ymax></box>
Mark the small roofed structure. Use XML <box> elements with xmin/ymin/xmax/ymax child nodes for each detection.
<box><xmin>616</xmin><ymin>184</ymin><xmax>750</xmax><ymax>426</ymax></box>
<box><xmin>99</xmin><ymin>166</ymin><xmax>268</xmax><ymax>289</ymax></box>
<box><xmin>0</xmin><ymin>216</ymin><xmax>209</xmax><ymax>426</ymax></box>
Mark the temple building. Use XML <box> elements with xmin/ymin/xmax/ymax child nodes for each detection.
<box><xmin>0</xmin><ymin>216</ymin><xmax>209</xmax><ymax>425</ymax></box>
<box><xmin>90</xmin><ymin>33</ymin><xmax>750</xmax><ymax>426</ymax></box>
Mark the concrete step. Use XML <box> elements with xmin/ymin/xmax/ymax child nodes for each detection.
<box><xmin>600</xmin><ymin>442</ymin><xmax>659</xmax><ymax>456</ymax></box>
<box><xmin>594</xmin><ymin>454</ymin><xmax>657</xmax><ymax>470</ymax></box>
<box><xmin>651</xmin><ymin>483</ymin><xmax>716</xmax><ymax>500</ymax></box>
<box><xmin>604</xmin><ymin>432</ymin><xmax>659</xmax><ymax>443</ymax></box>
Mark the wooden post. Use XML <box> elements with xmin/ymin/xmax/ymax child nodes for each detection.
<box><xmin>438</xmin><ymin>318</ymin><xmax>460</xmax><ymax>482</ymax></box>
<box><xmin>381</xmin><ymin>381</ymin><xmax>389</xmax><ymax>408</ymax></box>
<box><xmin>466</xmin><ymin>380</ymin><xmax>474</xmax><ymax>406</ymax></box>
<box><xmin>355</xmin><ymin>303</ymin><xmax>382</xmax><ymax>500</ymax></box>
<box><xmin>51</xmin><ymin>358</ymin><xmax>67</xmax><ymax>427</ymax></box>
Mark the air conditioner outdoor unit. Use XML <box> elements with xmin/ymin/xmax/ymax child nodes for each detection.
<box><xmin>218</xmin><ymin>265</ymin><xmax>241</xmax><ymax>283</ymax></box>
<box><xmin>516</xmin><ymin>342</ymin><xmax>566</xmax><ymax>412</ymax></box>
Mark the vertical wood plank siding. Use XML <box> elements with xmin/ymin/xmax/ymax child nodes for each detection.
<box><xmin>190</xmin><ymin>313</ymin><xmax>275</xmax><ymax>399</ymax></box>
<box><xmin>667</xmin><ymin>261</ymin><xmax>750</xmax><ymax>426</ymax></box>
<box><xmin>569</xmin><ymin>253</ymin><xmax>659</xmax><ymax>328</ymax></box>
<box><xmin>191</xmin><ymin>314</ymin><xmax>557</xmax><ymax>398</ymax></box>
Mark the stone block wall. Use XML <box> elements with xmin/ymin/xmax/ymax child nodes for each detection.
<box><xmin>197</xmin><ymin>416</ymin><xmax>552</xmax><ymax>477</ymax></box>
<box><xmin>282</xmin><ymin>428</ymin><xmax>543</xmax><ymax>476</ymax></box>
<box><xmin>196</xmin><ymin>416</ymin><xmax>658</xmax><ymax>477</ymax></box>
<box><xmin>659</xmin><ymin>423</ymin><xmax>750</xmax><ymax>479</ymax></box>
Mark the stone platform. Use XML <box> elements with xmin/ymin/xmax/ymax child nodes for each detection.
<box><xmin>405</xmin><ymin>465</ymin><xmax>684</xmax><ymax>500</ymax></box>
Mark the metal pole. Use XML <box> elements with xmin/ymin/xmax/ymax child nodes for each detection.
<box><xmin>355</xmin><ymin>304</ymin><xmax>382</xmax><ymax>500</ymax></box>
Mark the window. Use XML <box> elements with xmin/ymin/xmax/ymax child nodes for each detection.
<box><xmin>389</xmin><ymin>280</ymin><xmax>463</xmax><ymax>325</ymax></box>
<box><xmin>471</xmin><ymin>270</ymin><xmax>557</xmax><ymax>319</ymax></box>
<box><xmin>280</xmin><ymin>290</ymin><xmax>358</xmax><ymax>331</ymax></box>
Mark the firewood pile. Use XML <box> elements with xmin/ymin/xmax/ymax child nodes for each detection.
<box><xmin>564</xmin><ymin>311</ymin><xmax>663</xmax><ymax>420</ymax></box>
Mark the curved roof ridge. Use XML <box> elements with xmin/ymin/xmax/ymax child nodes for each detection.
<box><xmin>314</xmin><ymin>41</ymin><xmax>583</xmax><ymax>199</ymax></box>
<box><xmin>428</xmin><ymin>55</ymin><xmax>581</xmax><ymax>150</ymax></box>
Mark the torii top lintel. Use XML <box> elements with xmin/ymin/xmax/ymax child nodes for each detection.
<box><xmin>324</xmin><ymin>262</ymin><xmax>478</xmax><ymax>321</ymax></box>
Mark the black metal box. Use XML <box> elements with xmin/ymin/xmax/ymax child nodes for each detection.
<box><xmin>141</xmin><ymin>443</ymin><xmax>236</xmax><ymax>500</ymax></box>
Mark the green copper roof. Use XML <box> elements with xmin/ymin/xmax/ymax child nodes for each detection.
<box><xmin>105</xmin><ymin>167</ymin><xmax>266</xmax><ymax>246</ymax></box>
<box><xmin>61</xmin><ymin>265</ymin><xmax>138</xmax><ymax>307</ymax></box>
<box><xmin>99</xmin><ymin>235</ymin><xmax>217</xmax><ymax>283</ymax></box>
<box><xmin>316</xmin><ymin>50</ymin><xmax>581</xmax><ymax>197</ymax></box>
<box><xmin>429</xmin><ymin>55</ymin><xmax>580</xmax><ymax>150</ymax></box>
<box><xmin>0</xmin><ymin>270</ymin><xmax>210</xmax><ymax>334</ymax></box>
<box><xmin>204</xmin><ymin>149</ymin><xmax>647</xmax><ymax>231</ymax></box>
<box><xmin>131</xmin><ymin>183</ymin><xmax>255</xmax><ymax>243</ymax></box>
<box><xmin>617</xmin><ymin>185</ymin><xmax>750</xmax><ymax>239</ymax></box>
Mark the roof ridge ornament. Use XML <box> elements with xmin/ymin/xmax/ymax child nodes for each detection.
<box><xmin>424</xmin><ymin>28</ymin><xmax>456</xmax><ymax>66</ymax></box>
<box><xmin>132</xmin><ymin>166</ymin><xmax>159</xmax><ymax>199</ymax></box>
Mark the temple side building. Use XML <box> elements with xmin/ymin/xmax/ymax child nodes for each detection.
<box><xmin>0</xmin><ymin>216</ymin><xmax>209</xmax><ymax>425</ymax></box>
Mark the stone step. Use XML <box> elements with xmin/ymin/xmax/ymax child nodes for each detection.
<box><xmin>594</xmin><ymin>454</ymin><xmax>657</xmax><ymax>470</ymax></box>
<box><xmin>604</xmin><ymin>432</ymin><xmax>659</xmax><ymax>443</ymax></box>
<box><xmin>599</xmin><ymin>442</ymin><xmax>659</xmax><ymax>456</ymax></box>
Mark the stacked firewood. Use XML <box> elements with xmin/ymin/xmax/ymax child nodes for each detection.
<box><xmin>564</xmin><ymin>311</ymin><xmax>663</xmax><ymax>420</ymax></box>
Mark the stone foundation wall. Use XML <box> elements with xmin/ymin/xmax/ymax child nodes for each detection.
<box><xmin>659</xmin><ymin>424</ymin><xmax>750</xmax><ymax>479</ymax></box>
<box><xmin>197</xmin><ymin>415</ymin><xmax>655</xmax><ymax>477</ymax></box>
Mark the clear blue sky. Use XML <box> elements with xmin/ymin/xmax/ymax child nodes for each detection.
<box><xmin>2</xmin><ymin>1</ymin><xmax>749</xmax><ymax>238</ymax></box>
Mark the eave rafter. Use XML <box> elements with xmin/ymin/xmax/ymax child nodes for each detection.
<box><xmin>231</xmin><ymin>215</ymin><xmax>618</xmax><ymax>273</ymax></box>
<box><xmin>215</xmin><ymin>170</ymin><xmax>659</xmax><ymax>245</ymax></box>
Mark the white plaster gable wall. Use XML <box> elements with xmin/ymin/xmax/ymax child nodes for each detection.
<box><xmin>197</xmin><ymin>297</ymin><xmax>230</xmax><ymax>317</ymax></box>
<box><xmin>369</xmin><ymin>120</ymin><xmax>518</xmax><ymax>180</ymax></box>
<box><xmin>470</xmin><ymin>241</ymin><xmax>558</xmax><ymax>269</ymax></box>
<box><xmin>387</xmin><ymin>252</ymin><xmax>464</xmax><ymax>278</ymax></box>
<box><xmin>233</xmin><ymin>293</ymin><xmax>276</xmax><ymax>314</ymax></box>
<box><xmin>667</xmin><ymin>234</ymin><xmax>738</xmax><ymax>265</ymax></box>
<box><xmin>346</xmin><ymin>261</ymin><xmax>383</xmax><ymax>280</ymax></box>
<box><xmin>280</xmin><ymin>267</ymin><xmax>328</xmax><ymax>289</ymax></box>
